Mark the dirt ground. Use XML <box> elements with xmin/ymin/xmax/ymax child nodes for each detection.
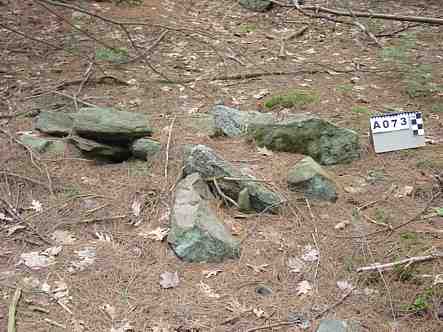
<box><xmin>1</xmin><ymin>0</ymin><xmax>443</xmax><ymax>331</ymax></box>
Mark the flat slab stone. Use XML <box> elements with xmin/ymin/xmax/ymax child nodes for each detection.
<box><xmin>73</xmin><ymin>107</ymin><xmax>153</xmax><ymax>144</ymax></box>
<box><xmin>70</xmin><ymin>136</ymin><xmax>131</xmax><ymax>162</ymax></box>
<box><xmin>35</xmin><ymin>111</ymin><xmax>74</xmax><ymax>137</ymax></box>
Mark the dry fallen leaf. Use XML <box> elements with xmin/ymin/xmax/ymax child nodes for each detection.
<box><xmin>257</xmin><ymin>146</ymin><xmax>273</xmax><ymax>156</ymax></box>
<box><xmin>253</xmin><ymin>308</ymin><xmax>265</xmax><ymax>318</ymax></box>
<box><xmin>30</xmin><ymin>199</ymin><xmax>43</xmax><ymax>212</ymax></box>
<box><xmin>202</xmin><ymin>269</ymin><xmax>223</xmax><ymax>278</ymax></box>
<box><xmin>0</xmin><ymin>212</ymin><xmax>13</xmax><ymax>222</ymax></box>
<box><xmin>199</xmin><ymin>282</ymin><xmax>220</xmax><ymax>298</ymax></box>
<box><xmin>131</xmin><ymin>195</ymin><xmax>143</xmax><ymax>217</ymax></box>
<box><xmin>296</xmin><ymin>280</ymin><xmax>312</xmax><ymax>296</ymax></box>
<box><xmin>160</xmin><ymin>271</ymin><xmax>179</xmax><ymax>289</ymax></box>
<box><xmin>287</xmin><ymin>257</ymin><xmax>305</xmax><ymax>273</ymax></box>
<box><xmin>51</xmin><ymin>230</ymin><xmax>76</xmax><ymax>244</ymax></box>
<box><xmin>7</xmin><ymin>225</ymin><xmax>26</xmax><ymax>236</ymax></box>
<box><xmin>95</xmin><ymin>232</ymin><xmax>113</xmax><ymax>243</ymax></box>
<box><xmin>336</xmin><ymin>280</ymin><xmax>353</xmax><ymax>292</ymax></box>
<box><xmin>246</xmin><ymin>263</ymin><xmax>269</xmax><ymax>273</ymax></box>
<box><xmin>144</xmin><ymin>227</ymin><xmax>169</xmax><ymax>241</ymax></box>
<box><xmin>334</xmin><ymin>220</ymin><xmax>350</xmax><ymax>230</ymax></box>
<box><xmin>110</xmin><ymin>319</ymin><xmax>133</xmax><ymax>332</ymax></box>
<box><xmin>103</xmin><ymin>303</ymin><xmax>117</xmax><ymax>320</ymax></box>
<box><xmin>301</xmin><ymin>245</ymin><xmax>319</xmax><ymax>262</ymax></box>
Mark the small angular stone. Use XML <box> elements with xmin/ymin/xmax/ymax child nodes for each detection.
<box><xmin>131</xmin><ymin>138</ymin><xmax>161</xmax><ymax>160</ymax></box>
<box><xmin>35</xmin><ymin>111</ymin><xmax>74</xmax><ymax>137</ymax></box>
<box><xmin>288</xmin><ymin>156</ymin><xmax>338</xmax><ymax>202</ymax></box>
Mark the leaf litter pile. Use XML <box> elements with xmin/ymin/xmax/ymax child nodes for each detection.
<box><xmin>1</xmin><ymin>0</ymin><xmax>443</xmax><ymax>331</ymax></box>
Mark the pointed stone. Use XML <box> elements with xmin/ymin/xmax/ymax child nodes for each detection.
<box><xmin>168</xmin><ymin>173</ymin><xmax>240</xmax><ymax>263</ymax></box>
<box><xmin>288</xmin><ymin>156</ymin><xmax>338</xmax><ymax>202</ymax></box>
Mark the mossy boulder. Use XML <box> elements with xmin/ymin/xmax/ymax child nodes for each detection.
<box><xmin>250</xmin><ymin>117</ymin><xmax>360</xmax><ymax>165</ymax></box>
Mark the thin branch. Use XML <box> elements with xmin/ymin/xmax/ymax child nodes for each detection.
<box><xmin>164</xmin><ymin>117</ymin><xmax>176</xmax><ymax>179</ymax></box>
<box><xmin>356</xmin><ymin>251</ymin><xmax>443</xmax><ymax>273</ymax></box>
<box><xmin>7</xmin><ymin>287</ymin><xmax>22</xmax><ymax>332</ymax></box>
<box><xmin>272</xmin><ymin>2</ymin><xmax>443</xmax><ymax>25</ymax></box>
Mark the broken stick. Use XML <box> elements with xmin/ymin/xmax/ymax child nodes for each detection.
<box><xmin>356</xmin><ymin>250</ymin><xmax>443</xmax><ymax>273</ymax></box>
<box><xmin>7</xmin><ymin>287</ymin><xmax>22</xmax><ymax>332</ymax></box>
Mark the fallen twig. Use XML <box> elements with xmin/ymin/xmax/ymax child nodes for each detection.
<box><xmin>7</xmin><ymin>287</ymin><xmax>22</xmax><ymax>332</ymax></box>
<box><xmin>44</xmin><ymin>318</ymin><xmax>66</xmax><ymax>329</ymax></box>
<box><xmin>79</xmin><ymin>215</ymin><xmax>127</xmax><ymax>224</ymax></box>
<box><xmin>246</xmin><ymin>321</ymin><xmax>295</xmax><ymax>332</ymax></box>
<box><xmin>164</xmin><ymin>117</ymin><xmax>176</xmax><ymax>179</ymax></box>
<box><xmin>212</xmin><ymin>178</ymin><xmax>239</xmax><ymax>208</ymax></box>
<box><xmin>313</xmin><ymin>287</ymin><xmax>354</xmax><ymax>319</ymax></box>
<box><xmin>272</xmin><ymin>1</ymin><xmax>443</xmax><ymax>25</ymax></box>
<box><xmin>356</xmin><ymin>250</ymin><xmax>443</xmax><ymax>273</ymax></box>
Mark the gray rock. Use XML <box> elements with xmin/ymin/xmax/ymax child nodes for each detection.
<box><xmin>18</xmin><ymin>134</ymin><xmax>51</xmax><ymax>153</ymax></box>
<box><xmin>35</xmin><ymin>111</ymin><xmax>74</xmax><ymax>137</ymax></box>
<box><xmin>70</xmin><ymin>136</ymin><xmax>131</xmax><ymax>162</ymax></box>
<box><xmin>239</xmin><ymin>0</ymin><xmax>272</xmax><ymax>12</ymax></box>
<box><xmin>317</xmin><ymin>320</ymin><xmax>363</xmax><ymax>332</ymax></box>
<box><xmin>256</xmin><ymin>285</ymin><xmax>272</xmax><ymax>296</ymax></box>
<box><xmin>212</xmin><ymin>105</ymin><xmax>275</xmax><ymax>137</ymax></box>
<box><xmin>182</xmin><ymin>114</ymin><xmax>216</xmax><ymax>137</ymax></box>
<box><xmin>183</xmin><ymin>144</ymin><xmax>282</xmax><ymax>213</ymax></box>
<box><xmin>131</xmin><ymin>138</ymin><xmax>161</xmax><ymax>160</ymax></box>
<box><xmin>288</xmin><ymin>156</ymin><xmax>338</xmax><ymax>202</ymax></box>
<box><xmin>250</xmin><ymin>117</ymin><xmax>360</xmax><ymax>165</ymax></box>
<box><xmin>73</xmin><ymin>107</ymin><xmax>153</xmax><ymax>144</ymax></box>
<box><xmin>167</xmin><ymin>173</ymin><xmax>240</xmax><ymax>263</ymax></box>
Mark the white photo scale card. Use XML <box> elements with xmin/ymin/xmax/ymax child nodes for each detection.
<box><xmin>370</xmin><ymin>111</ymin><xmax>425</xmax><ymax>153</ymax></box>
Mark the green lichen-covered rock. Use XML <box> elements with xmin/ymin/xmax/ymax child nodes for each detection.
<box><xmin>73</xmin><ymin>107</ymin><xmax>153</xmax><ymax>144</ymax></box>
<box><xmin>130</xmin><ymin>138</ymin><xmax>161</xmax><ymax>160</ymax></box>
<box><xmin>70</xmin><ymin>136</ymin><xmax>131</xmax><ymax>162</ymax></box>
<box><xmin>183</xmin><ymin>144</ymin><xmax>282</xmax><ymax>213</ymax></box>
<box><xmin>317</xmin><ymin>320</ymin><xmax>363</xmax><ymax>332</ymax></box>
<box><xmin>239</xmin><ymin>0</ymin><xmax>272</xmax><ymax>12</ymax></box>
<box><xmin>168</xmin><ymin>173</ymin><xmax>240</xmax><ymax>263</ymax></box>
<box><xmin>212</xmin><ymin>105</ymin><xmax>275</xmax><ymax>137</ymax></box>
<box><xmin>18</xmin><ymin>134</ymin><xmax>51</xmax><ymax>153</ymax></box>
<box><xmin>35</xmin><ymin>111</ymin><xmax>74</xmax><ymax>137</ymax></box>
<box><xmin>250</xmin><ymin>117</ymin><xmax>360</xmax><ymax>165</ymax></box>
<box><xmin>238</xmin><ymin>188</ymin><xmax>252</xmax><ymax>212</ymax></box>
<box><xmin>288</xmin><ymin>156</ymin><xmax>338</xmax><ymax>202</ymax></box>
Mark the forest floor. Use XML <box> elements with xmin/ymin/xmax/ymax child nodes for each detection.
<box><xmin>1</xmin><ymin>0</ymin><xmax>443</xmax><ymax>331</ymax></box>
